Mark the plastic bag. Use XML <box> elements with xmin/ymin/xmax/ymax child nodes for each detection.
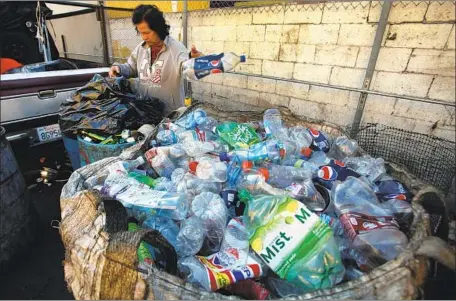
<box><xmin>58</xmin><ymin>74</ymin><xmax>165</xmax><ymax>136</ymax></box>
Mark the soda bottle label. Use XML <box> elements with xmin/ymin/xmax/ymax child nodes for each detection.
<box><xmin>249</xmin><ymin>197</ymin><xmax>332</xmax><ymax>279</ymax></box>
<box><xmin>339</xmin><ymin>212</ymin><xmax>400</xmax><ymax>241</ymax></box>
<box><xmin>196</xmin><ymin>251</ymin><xmax>263</xmax><ymax>291</ymax></box>
<box><xmin>192</xmin><ymin>53</ymin><xmax>225</xmax><ymax>79</ymax></box>
<box><xmin>215</xmin><ymin>122</ymin><xmax>261</xmax><ymax>149</ymax></box>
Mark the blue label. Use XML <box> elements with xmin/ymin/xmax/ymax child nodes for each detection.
<box><xmin>193</xmin><ymin>53</ymin><xmax>225</xmax><ymax>79</ymax></box>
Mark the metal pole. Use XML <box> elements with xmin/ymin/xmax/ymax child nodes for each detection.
<box><xmin>98</xmin><ymin>1</ymin><xmax>110</xmax><ymax>66</ymax></box>
<box><xmin>183</xmin><ymin>0</ymin><xmax>192</xmax><ymax>104</ymax></box>
<box><xmin>351</xmin><ymin>1</ymin><xmax>392</xmax><ymax>137</ymax></box>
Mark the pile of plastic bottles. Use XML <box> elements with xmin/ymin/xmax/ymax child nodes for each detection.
<box><xmin>92</xmin><ymin>108</ymin><xmax>414</xmax><ymax>299</ymax></box>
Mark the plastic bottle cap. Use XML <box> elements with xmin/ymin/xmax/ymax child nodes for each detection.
<box><xmin>257</xmin><ymin>167</ymin><xmax>269</xmax><ymax>181</ymax></box>
<box><xmin>219</xmin><ymin>152</ymin><xmax>229</xmax><ymax>162</ymax></box>
<box><xmin>301</xmin><ymin>147</ymin><xmax>313</xmax><ymax>158</ymax></box>
<box><xmin>241</xmin><ymin>161</ymin><xmax>253</xmax><ymax>171</ymax></box>
<box><xmin>240</xmin><ymin>55</ymin><xmax>246</xmax><ymax>63</ymax></box>
<box><xmin>136</xmin><ymin>156</ymin><xmax>145</xmax><ymax>166</ymax></box>
<box><xmin>189</xmin><ymin>161</ymin><xmax>199</xmax><ymax>174</ymax></box>
<box><xmin>126</xmin><ymin>137</ymin><xmax>135</xmax><ymax>143</ymax></box>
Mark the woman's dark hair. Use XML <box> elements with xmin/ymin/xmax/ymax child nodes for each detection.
<box><xmin>132</xmin><ymin>4</ymin><xmax>170</xmax><ymax>40</ymax></box>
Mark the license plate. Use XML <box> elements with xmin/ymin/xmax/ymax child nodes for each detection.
<box><xmin>36</xmin><ymin>124</ymin><xmax>62</xmax><ymax>142</ymax></box>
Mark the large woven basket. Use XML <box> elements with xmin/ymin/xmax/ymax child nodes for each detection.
<box><xmin>60</xmin><ymin>102</ymin><xmax>455</xmax><ymax>300</ymax></box>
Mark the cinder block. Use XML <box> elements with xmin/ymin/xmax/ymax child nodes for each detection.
<box><xmin>322</xmin><ymin>2</ymin><xmax>369</xmax><ymax>24</ymax></box>
<box><xmin>247</xmin><ymin>76</ymin><xmax>276</xmax><ymax>93</ymax></box>
<box><xmin>279</xmin><ymin>44</ymin><xmax>297</xmax><ymax>62</ymax></box>
<box><xmin>407</xmin><ymin>49</ymin><xmax>455</xmax><ymax>77</ymax></box>
<box><xmin>212</xmin><ymin>26</ymin><xmax>237</xmax><ymax>41</ymax></box>
<box><xmin>330</xmin><ymin>67</ymin><xmax>365</xmax><ymax>88</ymax></box>
<box><xmin>191</xmin><ymin>82</ymin><xmax>212</xmax><ymax>96</ymax></box>
<box><xmin>211</xmin><ymin>84</ymin><xmax>234</xmax><ymax>99</ymax></box>
<box><xmin>187</xmin><ymin>14</ymin><xmax>203</xmax><ymax>27</ymax></box>
<box><xmin>293</xmin><ymin>63</ymin><xmax>332</xmax><ymax>83</ymax></box>
<box><xmin>338</xmin><ymin>24</ymin><xmax>377</xmax><ymax>46</ymax></box>
<box><xmin>259</xmin><ymin>93</ymin><xmax>290</xmax><ymax>108</ymax></box>
<box><xmin>275</xmin><ymin>80</ymin><xmax>309</xmax><ymax>99</ymax></box>
<box><xmin>296</xmin><ymin>44</ymin><xmax>316</xmax><ymax>63</ymax></box>
<box><xmin>223</xmin><ymin>73</ymin><xmax>248</xmax><ymax>89</ymax></box>
<box><xmin>428</xmin><ymin>76</ymin><xmax>456</xmax><ymax>102</ymax></box>
<box><xmin>425</xmin><ymin>1</ymin><xmax>456</xmax><ymax>22</ymax></box>
<box><xmin>299</xmin><ymin>24</ymin><xmax>340</xmax><ymax>45</ymax></box>
<box><xmin>252</xmin><ymin>8</ymin><xmax>285</xmax><ymax>24</ymax></box>
<box><xmin>307</xmin><ymin>86</ymin><xmax>351</xmax><ymax>107</ymax></box>
<box><xmin>232</xmin><ymin>87</ymin><xmax>260</xmax><ymax>106</ymax></box>
<box><xmin>224</xmin><ymin>41</ymin><xmax>250</xmax><ymax>56</ymax></box>
<box><xmin>284</xmin><ymin>4</ymin><xmax>323</xmax><ymax>24</ymax></box>
<box><xmin>282</xmin><ymin>25</ymin><xmax>300</xmax><ymax>43</ymax></box>
<box><xmin>263</xmin><ymin>60</ymin><xmax>294</xmax><ymax>79</ymax></box>
<box><xmin>362</xmin><ymin>111</ymin><xmax>416</xmax><ymax>131</ymax></box>
<box><xmin>192</xmin><ymin>26</ymin><xmax>213</xmax><ymax>41</ymax></box>
<box><xmin>392</xmin><ymin>98</ymin><xmax>454</xmax><ymax>124</ymax></box>
<box><xmin>237</xmin><ymin>25</ymin><xmax>266</xmax><ymax>42</ymax></box>
<box><xmin>250</xmin><ymin>42</ymin><xmax>280</xmax><ymax>60</ymax></box>
<box><xmin>372</xmin><ymin>71</ymin><xmax>434</xmax><ymax>97</ymax></box>
<box><xmin>370</xmin><ymin>47</ymin><xmax>412</xmax><ymax>72</ymax></box>
<box><xmin>368</xmin><ymin>1</ymin><xmax>427</xmax><ymax>23</ymax></box>
<box><xmin>386</xmin><ymin>24</ymin><xmax>453</xmax><ymax>49</ymax></box>
<box><xmin>265</xmin><ymin>25</ymin><xmax>282</xmax><ymax>42</ymax></box>
<box><xmin>323</xmin><ymin>105</ymin><xmax>357</xmax><ymax>127</ymax></box>
<box><xmin>315</xmin><ymin>45</ymin><xmax>359</xmax><ymax>67</ymax></box>
<box><xmin>235</xmin><ymin>58</ymin><xmax>262</xmax><ymax>75</ymax></box>
<box><xmin>289</xmin><ymin>98</ymin><xmax>325</xmax><ymax>121</ymax></box>
<box><xmin>200</xmin><ymin>41</ymin><xmax>224</xmax><ymax>54</ymax></box>
<box><xmin>363</xmin><ymin>95</ymin><xmax>397</xmax><ymax>115</ymax></box>
<box><xmin>226</xmin><ymin>9</ymin><xmax>253</xmax><ymax>25</ymax></box>
<box><xmin>355</xmin><ymin>47</ymin><xmax>371</xmax><ymax>68</ymax></box>
<box><xmin>201</xmin><ymin>73</ymin><xmax>224</xmax><ymax>85</ymax></box>
<box><xmin>446</xmin><ymin>25</ymin><xmax>455</xmax><ymax>50</ymax></box>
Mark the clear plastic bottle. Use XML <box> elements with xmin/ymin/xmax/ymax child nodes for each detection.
<box><xmin>343</xmin><ymin>155</ymin><xmax>386</xmax><ymax>183</ymax></box>
<box><xmin>219</xmin><ymin>139</ymin><xmax>285</xmax><ymax>163</ymax></box>
<box><xmin>174</xmin><ymin>109</ymin><xmax>208</xmax><ymax>130</ymax></box>
<box><xmin>175</xmin><ymin>216</ymin><xmax>205</xmax><ymax>257</ymax></box>
<box><xmin>263</xmin><ymin>108</ymin><xmax>284</xmax><ymax>138</ymax></box>
<box><xmin>219</xmin><ymin>217</ymin><xmax>250</xmax><ymax>267</ymax></box>
<box><xmin>308</xmin><ymin>150</ymin><xmax>331</xmax><ymax>166</ymax></box>
<box><xmin>189</xmin><ymin>157</ymin><xmax>228</xmax><ymax>183</ymax></box>
<box><xmin>182</xmin><ymin>140</ymin><xmax>228</xmax><ymax>157</ymax></box>
<box><xmin>191</xmin><ymin>192</ymin><xmax>228</xmax><ymax>255</ymax></box>
<box><xmin>182</xmin><ymin>52</ymin><xmax>246</xmax><ymax>81</ymax></box>
<box><xmin>142</xmin><ymin>216</ymin><xmax>180</xmax><ymax>252</ymax></box>
<box><xmin>326</xmin><ymin>135</ymin><xmax>359</xmax><ymax>161</ymax></box>
<box><xmin>100</xmin><ymin>182</ymin><xmax>188</xmax><ymax>221</ymax></box>
<box><xmin>108</xmin><ymin>156</ymin><xmax>146</xmax><ymax>173</ymax></box>
<box><xmin>331</xmin><ymin>176</ymin><xmax>408</xmax><ymax>266</ymax></box>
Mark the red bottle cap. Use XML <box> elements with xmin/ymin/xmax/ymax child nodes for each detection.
<box><xmin>257</xmin><ymin>167</ymin><xmax>269</xmax><ymax>181</ymax></box>
<box><xmin>188</xmin><ymin>161</ymin><xmax>199</xmax><ymax>174</ymax></box>
<box><xmin>242</xmin><ymin>160</ymin><xmax>254</xmax><ymax>171</ymax></box>
<box><xmin>301</xmin><ymin>147</ymin><xmax>313</xmax><ymax>158</ymax></box>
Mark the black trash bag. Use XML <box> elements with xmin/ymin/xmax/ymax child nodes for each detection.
<box><xmin>58</xmin><ymin>74</ymin><xmax>165</xmax><ymax>137</ymax></box>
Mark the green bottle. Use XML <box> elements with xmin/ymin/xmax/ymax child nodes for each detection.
<box><xmin>215</xmin><ymin>122</ymin><xmax>261</xmax><ymax>149</ymax></box>
<box><xmin>127</xmin><ymin>219</ymin><xmax>154</xmax><ymax>266</ymax></box>
<box><xmin>128</xmin><ymin>171</ymin><xmax>158</xmax><ymax>188</ymax></box>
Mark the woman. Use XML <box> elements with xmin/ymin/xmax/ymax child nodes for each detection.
<box><xmin>109</xmin><ymin>4</ymin><xmax>202</xmax><ymax>114</ymax></box>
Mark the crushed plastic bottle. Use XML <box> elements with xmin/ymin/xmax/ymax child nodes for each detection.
<box><xmin>142</xmin><ymin>216</ymin><xmax>179</xmax><ymax>252</ymax></box>
<box><xmin>219</xmin><ymin>217</ymin><xmax>250</xmax><ymax>267</ymax></box>
<box><xmin>191</xmin><ymin>192</ymin><xmax>228</xmax><ymax>255</ymax></box>
<box><xmin>343</xmin><ymin>155</ymin><xmax>386</xmax><ymax>183</ymax></box>
<box><xmin>242</xmin><ymin>191</ymin><xmax>345</xmax><ymax>291</ymax></box>
<box><xmin>263</xmin><ymin>108</ymin><xmax>284</xmax><ymax>138</ymax></box>
<box><xmin>327</xmin><ymin>135</ymin><xmax>359</xmax><ymax>161</ymax></box>
<box><xmin>175</xmin><ymin>216</ymin><xmax>205</xmax><ymax>257</ymax></box>
<box><xmin>219</xmin><ymin>139</ymin><xmax>285</xmax><ymax>164</ymax></box>
<box><xmin>189</xmin><ymin>157</ymin><xmax>228</xmax><ymax>183</ymax></box>
<box><xmin>332</xmin><ymin>176</ymin><xmax>408</xmax><ymax>267</ymax></box>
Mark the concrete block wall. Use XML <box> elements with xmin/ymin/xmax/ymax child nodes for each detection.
<box><xmin>185</xmin><ymin>1</ymin><xmax>455</xmax><ymax>141</ymax></box>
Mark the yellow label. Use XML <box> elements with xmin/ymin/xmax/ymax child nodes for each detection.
<box><xmin>184</xmin><ymin>97</ymin><xmax>192</xmax><ymax>107</ymax></box>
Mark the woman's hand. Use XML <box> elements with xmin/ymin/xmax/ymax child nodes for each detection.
<box><xmin>109</xmin><ymin>65</ymin><xmax>121</xmax><ymax>77</ymax></box>
<box><xmin>190</xmin><ymin>45</ymin><xmax>203</xmax><ymax>58</ymax></box>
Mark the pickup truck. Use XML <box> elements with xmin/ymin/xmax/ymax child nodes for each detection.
<box><xmin>0</xmin><ymin>1</ymin><xmax>110</xmax><ymax>184</ymax></box>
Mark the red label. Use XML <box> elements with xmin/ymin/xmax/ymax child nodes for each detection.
<box><xmin>340</xmin><ymin>212</ymin><xmax>399</xmax><ymax>241</ymax></box>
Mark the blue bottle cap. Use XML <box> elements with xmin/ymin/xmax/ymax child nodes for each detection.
<box><xmin>240</xmin><ymin>55</ymin><xmax>246</xmax><ymax>63</ymax></box>
<box><xmin>219</xmin><ymin>152</ymin><xmax>229</xmax><ymax>162</ymax></box>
